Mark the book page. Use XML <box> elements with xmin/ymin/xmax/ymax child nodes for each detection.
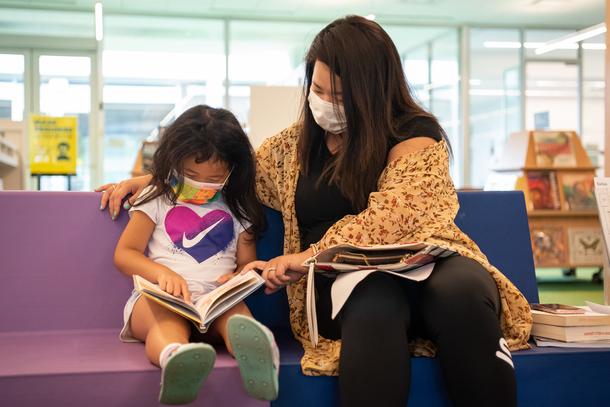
<box><xmin>330</xmin><ymin>263</ymin><xmax>435</xmax><ymax>319</ymax></box>
<box><xmin>133</xmin><ymin>275</ymin><xmax>202</xmax><ymax>324</ymax></box>
<box><xmin>196</xmin><ymin>270</ymin><xmax>263</xmax><ymax>317</ymax></box>
<box><xmin>306</xmin><ymin>262</ymin><xmax>318</xmax><ymax>347</ymax></box>
<box><xmin>304</xmin><ymin>242</ymin><xmax>428</xmax><ymax>264</ymax></box>
<box><xmin>134</xmin><ymin>275</ymin><xmax>198</xmax><ymax>313</ymax></box>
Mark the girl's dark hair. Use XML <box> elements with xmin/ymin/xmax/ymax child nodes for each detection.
<box><xmin>136</xmin><ymin>104</ymin><xmax>265</xmax><ymax>239</ymax></box>
<box><xmin>298</xmin><ymin>15</ymin><xmax>449</xmax><ymax>211</ymax></box>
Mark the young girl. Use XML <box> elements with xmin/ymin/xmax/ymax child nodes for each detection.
<box><xmin>113</xmin><ymin>105</ymin><xmax>279</xmax><ymax>405</ymax></box>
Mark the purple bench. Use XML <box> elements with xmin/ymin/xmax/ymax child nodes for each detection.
<box><xmin>0</xmin><ymin>192</ymin><xmax>266</xmax><ymax>407</ymax></box>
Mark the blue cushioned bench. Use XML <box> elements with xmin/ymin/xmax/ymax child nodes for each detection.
<box><xmin>1</xmin><ymin>191</ymin><xmax>609</xmax><ymax>406</ymax></box>
<box><xmin>256</xmin><ymin>191</ymin><xmax>610</xmax><ymax>407</ymax></box>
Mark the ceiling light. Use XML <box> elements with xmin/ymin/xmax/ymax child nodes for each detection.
<box><xmin>95</xmin><ymin>1</ymin><xmax>104</xmax><ymax>42</ymax></box>
<box><xmin>535</xmin><ymin>23</ymin><xmax>606</xmax><ymax>55</ymax></box>
<box><xmin>483</xmin><ymin>41</ymin><xmax>522</xmax><ymax>49</ymax></box>
<box><xmin>482</xmin><ymin>41</ymin><xmax>578</xmax><ymax>50</ymax></box>
<box><xmin>365</xmin><ymin>14</ymin><xmax>376</xmax><ymax>21</ymax></box>
<box><xmin>582</xmin><ymin>43</ymin><xmax>606</xmax><ymax>50</ymax></box>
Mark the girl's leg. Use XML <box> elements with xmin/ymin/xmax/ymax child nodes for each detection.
<box><xmin>208</xmin><ymin>301</ymin><xmax>253</xmax><ymax>355</ymax></box>
<box><xmin>419</xmin><ymin>256</ymin><xmax>517</xmax><ymax>407</ymax></box>
<box><xmin>210</xmin><ymin>301</ymin><xmax>279</xmax><ymax>401</ymax></box>
<box><xmin>130</xmin><ymin>296</ymin><xmax>191</xmax><ymax>366</ymax></box>
<box><xmin>130</xmin><ymin>296</ymin><xmax>216</xmax><ymax>405</ymax></box>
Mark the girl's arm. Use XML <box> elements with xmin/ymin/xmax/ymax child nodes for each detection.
<box><xmin>114</xmin><ymin>211</ymin><xmax>192</xmax><ymax>303</ymax></box>
<box><xmin>217</xmin><ymin>229</ymin><xmax>257</xmax><ymax>284</ymax></box>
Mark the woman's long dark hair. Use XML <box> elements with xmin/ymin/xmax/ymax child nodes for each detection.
<box><xmin>135</xmin><ymin>105</ymin><xmax>265</xmax><ymax>239</ymax></box>
<box><xmin>299</xmin><ymin>15</ymin><xmax>449</xmax><ymax>211</ymax></box>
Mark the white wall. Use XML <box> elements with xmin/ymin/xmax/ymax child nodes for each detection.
<box><xmin>248</xmin><ymin>85</ymin><xmax>302</xmax><ymax>149</ymax></box>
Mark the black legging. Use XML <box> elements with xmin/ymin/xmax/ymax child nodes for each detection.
<box><xmin>315</xmin><ymin>255</ymin><xmax>517</xmax><ymax>407</ymax></box>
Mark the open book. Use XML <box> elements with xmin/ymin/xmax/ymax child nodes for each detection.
<box><xmin>133</xmin><ymin>270</ymin><xmax>264</xmax><ymax>333</ymax></box>
<box><xmin>302</xmin><ymin>243</ymin><xmax>456</xmax><ymax>347</ymax></box>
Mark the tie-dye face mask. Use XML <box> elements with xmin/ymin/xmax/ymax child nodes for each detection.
<box><xmin>170</xmin><ymin>170</ymin><xmax>231</xmax><ymax>206</ymax></box>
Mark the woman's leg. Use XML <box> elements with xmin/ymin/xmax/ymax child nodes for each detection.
<box><xmin>333</xmin><ymin>272</ymin><xmax>412</xmax><ymax>407</ymax></box>
<box><xmin>130</xmin><ymin>296</ymin><xmax>191</xmax><ymax>366</ymax></box>
<box><xmin>419</xmin><ymin>256</ymin><xmax>517</xmax><ymax>407</ymax></box>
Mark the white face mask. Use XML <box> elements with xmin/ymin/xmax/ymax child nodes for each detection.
<box><xmin>307</xmin><ymin>90</ymin><xmax>347</xmax><ymax>134</ymax></box>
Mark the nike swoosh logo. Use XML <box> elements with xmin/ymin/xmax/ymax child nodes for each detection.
<box><xmin>182</xmin><ymin>219</ymin><xmax>224</xmax><ymax>249</ymax></box>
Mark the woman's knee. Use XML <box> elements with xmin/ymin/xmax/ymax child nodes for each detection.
<box><xmin>340</xmin><ymin>273</ymin><xmax>410</xmax><ymax>328</ymax></box>
<box><xmin>420</xmin><ymin>257</ymin><xmax>500</xmax><ymax>318</ymax></box>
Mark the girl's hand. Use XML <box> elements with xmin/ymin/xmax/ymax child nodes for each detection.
<box><xmin>156</xmin><ymin>268</ymin><xmax>192</xmax><ymax>304</ymax></box>
<box><xmin>243</xmin><ymin>251</ymin><xmax>311</xmax><ymax>294</ymax></box>
<box><xmin>96</xmin><ymin>175</ymin><xmax>152</xmax><ymax>220</ymax></box>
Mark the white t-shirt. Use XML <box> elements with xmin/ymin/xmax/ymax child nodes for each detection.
<box><xmin>129</xmin><ymin>187</ymin><xmax>251</xmax><ymax>298</ymax></box>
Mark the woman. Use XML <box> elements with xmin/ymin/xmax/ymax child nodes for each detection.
<box><xmin>99</xmin><ymin>16</ymin><xmax>531</xmax><ymax>407</ymax></box>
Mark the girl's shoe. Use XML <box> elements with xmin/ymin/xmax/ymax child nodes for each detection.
<box><xmin>227</xmin><ymin>315</ymin><xmax>280</xmax><ymax>401</ymax></box>
<box><xmin>159</xmin><ymin>343</ymin><xmax>216</xmax><ymax>405</ymax></box>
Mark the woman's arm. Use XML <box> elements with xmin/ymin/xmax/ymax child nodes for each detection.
<box><xmin>114</xmin><ymin>211</ymin><xmax>192</xmax><ymax>303</ymax></box>
<box><xmin>315</xmin><ymin>138</ymin><xmax>456</xmax><ymax>251</ymax></box>
<box><xmin>253</xmin><ymin>138</ymin><xmax>453</xmax><ymax>294</ymax></box>
<box><xmin>255</xmin><ymin>124</ymin><xmax>301</xmax><ymax>211</ymax></box>
<box><xmin>96</xmin><ymin>174</ymin><xmax>153</xmax><ymax>220</ymax></box>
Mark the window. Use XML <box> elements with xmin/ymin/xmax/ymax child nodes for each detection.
<box><xmin>102</xmin><ymin>15</ymin><xmax>225</xmax><ymax>183</ymax></box>
<box><xmin>469</xmin><ymin>28</ymin><xmax>522</xmax><ymax>188</ymax></box>
<box><xmin>228</xmin><ymin>20</ymin><xmax>324</xmax><ymax>127</ymax></box>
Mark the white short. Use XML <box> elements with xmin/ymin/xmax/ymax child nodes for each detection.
<box><xmin>119</xmin><ymin>279</ymin><xmax>219</xmax><ymax>343</ymax></box>
<box><xmin>119</xmin><ymin>290</ymin><xmax>144</xmax><ymax>343</ymax></box>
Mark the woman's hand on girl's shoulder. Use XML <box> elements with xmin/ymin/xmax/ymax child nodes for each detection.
<box><xmin>96</xmin><ymin>174</ymin><xmax>152</xmax><ymax>220</ymax></box>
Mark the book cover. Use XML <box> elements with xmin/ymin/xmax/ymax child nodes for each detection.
<box><xmin>567</xmin><ymin>227</ymin><xmax>603</xmax><ymax>265</ymax></box>
<box><xmin>560</xmin><ymin>173</ymin><xmax>596</xmax><ymax>211</ymax></box>
<box><xmin>526</xmin><ymin>171</ymin><xmax>560</xmax><ymax>210</ymax></box>
<box><xmin>303</xmin><ymin>242</ymin><xmax>454</xmax><ymax>347</ymax></box>
<box><xmin>530</xmin><ymin>225</ymin><xmax>568</xmax><ymax>266</ymax></box>
<box><xmin>533</xmin><ymin>131</ymin><xmax>577</xmax><ymax>167</ymax></box>
<box><xmin>531</xmin><ymin>308</ymin><xmax>610</xmax><ymax>327</ymax></box>
<box><xmin>531</xmin><ymin>323</ymin><xmax>610</xmax><ymax>342</ymax></box>
<box><xmin>534</xmin><ymin>336</ymin><xmax>610</xmax><ymax>348</ymax></box>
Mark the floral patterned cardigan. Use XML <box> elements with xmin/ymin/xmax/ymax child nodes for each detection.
<box><xmin>255</xmin><ymin>123</ymin><xmax>532</xmax><ymax>376</ymax></box>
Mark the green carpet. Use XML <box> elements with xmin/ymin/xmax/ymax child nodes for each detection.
<box><xmin>536</xmin><ymin>267</ymin><xmax>604</xmax><ymax>306</ymax></box>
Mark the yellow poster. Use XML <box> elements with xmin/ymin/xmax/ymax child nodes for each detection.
<box><xmin>29</xmin><ymin>115</ymin><xmax>78</xmax><ymax>175</ymax></box>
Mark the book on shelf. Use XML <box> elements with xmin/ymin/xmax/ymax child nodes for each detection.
<box><xmin>132</xmin><ymin>270</ymin><xmax>264</xmax><ymax>333</ymax></box>
<box><xmin>531</xmin><ymin>304</ymin><xmax>610</xmax><ymax>344</ymax></box>
<box><xmin>532</xmin><ymin>131</ymin><xmax>577</xmax><ymax>167</ymax></box>
<box><xmin>530</xmin><ymin>225</ymin><xmax>568</xmax><ymax>266</ymax></box>
<box><xmin>531</xmin><ymin>322</ymin><xmax>610</xmax><ymax>342</ymax></box>
<box><xmin>559</xmin><ymin>172</ymin><xmax>596</xmax><ymax>211</ymax></box>
<box><xmin>531</xmin><ymin>308</ymin><xmax>610</xmax><ymax>327</ymax></box>
<box><xmin>533</xmin><ymin>336</ymin><xmax>610</xmax><ymax>348</ymax></box>
<box><xmin>567</xmin><ymin>227</ymin><xmax>603</xmax><ymax>265</ymax></box>
<box><xmin>526</xmin><ymin>171</ymin><xmax>561</xmax><ymax>210</ymax></box>
<box><xmin>302</xmin><ymin>242</ymin><xmax>456</xmax><ymax>346</ymax></box>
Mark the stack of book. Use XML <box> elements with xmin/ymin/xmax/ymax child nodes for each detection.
<box><xmin>532</xmin><ymin>306</ymin><xmax>610</xmax><ymax>348</ymax></box>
